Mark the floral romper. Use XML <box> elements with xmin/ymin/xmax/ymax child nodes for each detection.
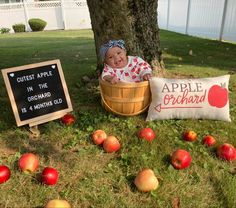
<box><xmin>101</xmin><ymin>56</ymin><xmax>152</xmax><ymax>82</ymax></box>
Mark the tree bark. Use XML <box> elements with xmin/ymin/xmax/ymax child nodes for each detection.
<box><xmin>87</xmin><ymin>0</ymin><xmax>164</xmax><ymax>76</ymax></box>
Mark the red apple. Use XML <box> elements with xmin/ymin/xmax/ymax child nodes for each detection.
<box><xmin>92</xmin><ymin>130</ymin><xmax>107</xmax><ymax>145</ymax></box>
<box><xmin>202</xmin><ymin>135</ymin><xmax>216</xmax><ymax>147</ymax></box>
<box><xmin>103</xmin><ymin>136</ymin><xmax>121</xmax><ymax>153</ymax></box>
<box><xmin>171</xmin><ymin>149</ymin><xmax>192</xmax><ymax>169</ymax></box>
<box><xmin>138</xmin><ymin>128</ymin><xmax>156</xmax><ymax>142</ymax></box>
<box><xmin>41</xmin><ymin>167</ymin><xmax>59</xmax><ymax>185</ymax></box>
<box><xmin>45</xmin><ymin>199</ymin><xmax>71</xmax><ymax>208</ymax></box>
<box><xmin>61</xmin><ymin>113</ymin><xmax>75</xmax><ymax>125</ymax></box>
<box><xmin>183</xmin><ymin>130</ymin><xmax>197</xmax><ymax>142</ymax></box>
<box><xmin>134</xmin><ymin>168</ymin><xmax>159</xmax><ymax>192</ymax></box>
<box><xmin>0</xmin><ymin>165</ymin><xmax>11</xmax><ymax>184</ymax></box>
<box><xmin>18</xmin><ymin>153</ymin><xmax>39</xmax><ymax>173</ymax></box>
<box><xmin>217</xmin><ymin>143</ymin><xmax>236</xmax><ymax>161</ymax></box>
<box><xmin>208</xmin><ymin>84</ymin><xmax>228</xmax><ymax>108</ymax></box>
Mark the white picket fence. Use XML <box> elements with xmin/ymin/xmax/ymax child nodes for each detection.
<box><xmin>158</xmin><ymin>0</ymin><xmax>236</xmax><ymax>42</ymax></box>
<box><xmin>0</xmin><ymin>0</ymin><xmax>235</xmax><ymax>43</ymax></box>
<box><xmin>0</xmin><ymin>0</ymin><xmax>91</xmax><ymax>32</ymax></box>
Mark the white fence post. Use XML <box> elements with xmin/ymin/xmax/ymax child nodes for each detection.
<box><xmin>166</xmin><ymin>0</ymin><xmax>171</xmax><ymax>29</ymax></box>
<box><xmin>185</xmin><ymin>0</ymin><xmax>191</xmax><ymax>35</ymax></box>
<box><xmin>219</xmin><ymin>0</ymin><xmax>228</xmax><ymax>41</ymax></box>
<box><xmin>22</xmin><ymin>0</ymin><xmax>30</xmax><ymax>31</ymax></box>
<box><xmin>60</xmin><ymin>0</ymin><xmax>67</xmax><ymax>30</ymax></box>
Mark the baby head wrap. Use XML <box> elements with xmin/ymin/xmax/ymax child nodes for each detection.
<box><xmin>99</xmin><ymin>39</ymin><xmax>125</xmax><ymax>61</ymax></box>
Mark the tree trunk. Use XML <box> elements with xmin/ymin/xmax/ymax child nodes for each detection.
<box><xmin>86</xmin><ymin>0</ymin><xmax>164</xmax><ymax>76</ymax></box>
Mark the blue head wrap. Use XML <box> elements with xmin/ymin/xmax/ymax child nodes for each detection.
<box><xmin>100</xmin><ymin>39</ymin><xmax>125</xmax><ymax>61</ymax></box>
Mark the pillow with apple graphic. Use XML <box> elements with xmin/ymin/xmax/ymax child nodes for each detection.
<box><xmin>146</xmin><ymin>75</ymin><xmax>231</xmax><ymax>122</ymax></box>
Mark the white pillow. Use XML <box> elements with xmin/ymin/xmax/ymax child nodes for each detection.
<box><xmin>146</xmin><ymin>75</ymin><xmax>231</xmax><ymax>122</ymax></box>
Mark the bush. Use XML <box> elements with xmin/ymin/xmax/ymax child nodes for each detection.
<box><xmin>28</xmin><ymin>18</ymin><xmax>47</xmax><ymax>31</ymax></box>
<box><xmin>0</xmin><ymin>27</ymin><xmax>11</xmax><ymax>34</ymax></box>
<box><xmin>12</xmin><ymin>24</ymin><xmax>25</xmax><ymax>33</ymax></box>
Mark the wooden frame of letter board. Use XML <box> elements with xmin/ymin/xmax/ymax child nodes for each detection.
<box><xmin>1</xmin><ymin>59</ymin><xmax>73</xmax><ymax>127</ymax></box>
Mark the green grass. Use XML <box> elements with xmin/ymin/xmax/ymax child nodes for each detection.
<box><xmin>0</xmin><ymin>29</ymin><xmax>236</xmax><ymax>208</ymax></box>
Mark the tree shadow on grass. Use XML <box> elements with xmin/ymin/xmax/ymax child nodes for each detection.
<box><xmin>160</xmin><ymin>30</ymin><xmax>236</xmax><ymax>73</ymax></box>
<box><xmin>0</xmin><ymin>123</ymin><xmax>65</xmax><ymax>168</ymax></box>
<box><xmin>162</xmin><ymin>154</ymin><xmax>171</xmax><ymax>168</ymax></box>
<box><xmin>0</xmin><ymin>98</ymin><xmax>16</xmax><ymax>132</ymax></box>
<box><xmin>125</xmin><ymin>174</ymin><xmax>137</xmax><ymax>192</ymax></box>
<box><xmin>208</xmin><ymin>172</ymin><xmax>231</xmax><ymax>208</ymax></box>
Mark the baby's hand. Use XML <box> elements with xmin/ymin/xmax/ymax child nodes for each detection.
<box><xmin>111</xmin><ymin>76</ymin><xmax>120</xmax><ymax>84</ymax></box>
<box><xmin>143</xmin><ymin>73</ymin><xmax>152</xmax><ymax>81</ymax></box>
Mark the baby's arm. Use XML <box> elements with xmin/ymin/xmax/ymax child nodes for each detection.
<box><xmin>143</xmin><ymin>73</ymin><xmax>152</xmax><ymax>81</ymax></box>
<box><xmin>101</xmin><ymin>65</ymin><xmax>119</xmax><ymax>84</ymax></box>
<box><xmin>138</xmin><ymin>59</ymin><xmax>152</xmax><ymax>81</ymax></box>
<box><xmin>103</xmin><ymin>75</ymin><xmax>120</xmax><ymax>84</ymax></box>
<box><xmin>101</xmin><ymin>65</ymin><xmax>121</xmax><ymax>84</ymax></box>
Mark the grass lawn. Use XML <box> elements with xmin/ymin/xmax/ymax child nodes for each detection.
<box><xmin>0</xmin><ymin>29</ymin><xmax>236</xmax><ymax>208</ymax></box>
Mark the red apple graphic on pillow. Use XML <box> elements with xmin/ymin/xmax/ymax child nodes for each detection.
<box><xmin>208</xmin><ymin>84</ymin><xmax>228</xmax><ymax>108</ymax></box>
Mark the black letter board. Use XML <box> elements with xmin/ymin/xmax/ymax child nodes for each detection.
<box><xmin>1</xmin><ymin>59</ymin><xmax>73</xmax><ymax>127</ymax></box>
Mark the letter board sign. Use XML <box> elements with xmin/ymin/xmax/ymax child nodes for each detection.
<box><xmin>1</xmin><ymin>59</ymin><xmax>73</xmax><ymax>126</ymax></box>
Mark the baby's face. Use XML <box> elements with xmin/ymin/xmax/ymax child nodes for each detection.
<box><xmin>105</xmin><ymin>46</ymin><xmax>128</xmax><ymax>68</ymax></box>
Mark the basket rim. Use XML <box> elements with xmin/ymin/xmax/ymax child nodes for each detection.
<box><xmin>99</xmin><ymin>77</ymin><xmax>150</xmax><ymax>88</ymax></box>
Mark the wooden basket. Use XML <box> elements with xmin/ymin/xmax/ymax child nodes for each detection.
<box><xmin>99</xmin><ymin>78</ymin><xmax>151</xmax><ymax>116</ymax></box>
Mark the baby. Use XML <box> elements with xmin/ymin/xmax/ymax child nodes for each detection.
<box><xmin>100</xmin><ymin>39</ymin><xmax>152</xmax><ymax>84</ymax></box>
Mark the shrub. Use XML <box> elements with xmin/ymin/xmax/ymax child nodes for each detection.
<box><xmin>12</xmin><ymin>24</ymin><xmax>25</xmax><ymax>33</ymax></box>
<box><xmin>28</xmin><ymin>18</ymin><xmax>47</xmax><ymax>31</ymax></box>
<box><xmin>0</xmin><ymin>27</ymin><xmax>11</xmax><ymax>34</ymax></box>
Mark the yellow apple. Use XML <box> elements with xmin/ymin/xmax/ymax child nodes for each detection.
<box><xmin>45</xmin><ymin>199</ymin><xmax>71</xmax><ymax>208</ymax></box>
<box><xmin>134</xmin><ymin>168</ymin><xmax>159</xmax><ymax>192</ymax></box>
